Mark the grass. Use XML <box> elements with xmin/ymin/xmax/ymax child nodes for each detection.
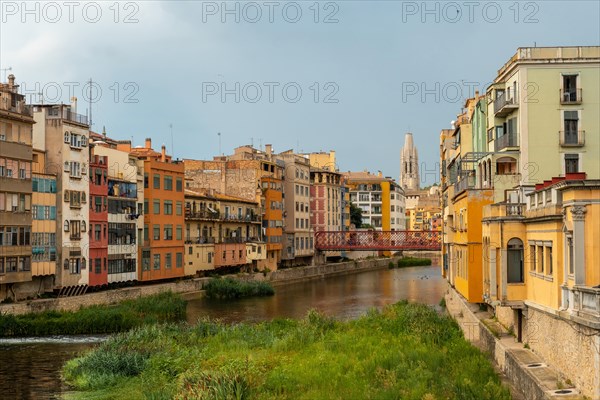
<box><xmin>204</xmin><ymin>277</ymin><xmax>275</xmax><ymax>300</ymax></box>
<box><xmin>396</xmin><ymin>257</ymin><xmax>433</xmax><ymax>267</ymax></box>
<box><xmin>0</xmin><ymin>291</ymin><xmax>187</xmax><ymax>337</ymax></box>
<box><xmin>64</xmin><ymin>301</ymin><xmax>512</xmax><ymax>400</ymax></box>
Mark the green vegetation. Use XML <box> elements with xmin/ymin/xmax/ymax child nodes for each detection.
<box><xmin>64</xmin><ymin>302</ymin><xmax>511</xmax><ymax>400</ymax></box>
<box><xmin>439</xmin><ymin>297</ymin><xmax>447</xmax><ymax>308</ymax></box>
<box><xmin>395</xmin><ymin>257</ymin><xmax>433</xmax><ymax>267</ymax></box>
<box><xmin>204</xmin><ymin>277</ymin><xmax>275</xmax><ymax>300</ymax></box>
<box><xmin>349</xmin><ymin>202</ymin><xmax>363</xmax><ymax>228</ymax></box>
<box><xmin>0</xmin><ymin>291</ymin><xmax>186</xmax><ymax>337</ymax></box>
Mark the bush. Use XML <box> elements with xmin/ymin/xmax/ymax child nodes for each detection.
<box><xmin>396</xmin><ymin>257</ymin><xmax>432</xmax><ymax>267</ymax></box>
<box><xmin>0</xmin><ymin>291</ymin><xmax>186</xmax><ymax>337</ymax></box>
<box><xmin>204</xmin><ymin>277</ymin><xmax>275</xmax><ymax>299</ymax></box>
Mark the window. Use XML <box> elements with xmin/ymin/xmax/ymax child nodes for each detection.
<box><xmin>142</xmin><ymin>250</ymin><xmax>151</xmax><ymax>271</ymax></box>
<box><xmin>69</xmin><ymin>161</ymin><xmax>81</xmax><ymax>178</ymax></box>
<box><xmin>153</xmin><ymin>254</ymin><xmax>161</xmax><ymax>270</ymax></box>
<box><xmin>563</xmin><ymin>111</ymin><xmax>579</xmax><ymax>144</ymax></box>
<box><xmin>176</xmin><ymin>252</ymin><xmax>183</xmax><ymax>268</ymax></box>
<box><xmin>153</xmin><ymin>174</ymin><xmax>160</xmax><ymax>189</ymax></box>
<box><xmin>95</xmin><ymin>258</ymin><xmax>101</xmax><ymax>274</ymax></box>
<box><xmin>164</xmin><ymin>224</ymin><xmax>173</xmax><ymax>240</ymax></box>
<box><xmin>546</xmin><ymin>246</ymin><xmax>553</xmax><ymax>275</ymax></box>
<box><xmin>165</xmin><ymin>253</ymin><xmax>172</xmax><ymax>269</ymax></box>
<box><xmin>94</xmin><ymin>224</ymin><xmax>101</xmax><ymax>241</ymax></box>
<box><xmin>153</xmin><ymin>200</ymin><xmax>160</xmax><ymax>214</ymax></box>
<box><xmin>164</xmin><ymin>175</ymin><xmax>173</xmax><ymax>191</ymax></box>
<box><xmin>176</xmin><ymin>225</ymin><xmax>182</xmax><ymax>240</ymax></box>
<box><xmin>176</xmin><ymin>201</ymin><xmax>183</xmax><ymax>216</ymax></box>
<box><xmin>565</xmin><ymin>154</ymin><xmax>579</xmax><ymax>174</ymax></box>
<box><xmin>153</xmin><ymin>224</ymin><xmax>160</xmax><ymax>240</ymax></box>
<box><xmin>176</xmin><ymin>177</ymin><xmax>183</xmax><ymax>192</ymax></box>
<box><xmin>562</xmin><ymin>75</ymin><xmax>578</xmax><ymax>102</ymax></box>
<box><xmin>144</xmin><ymin>173</ymin><xmax>149</xmax><ymax>188</ymax></box>
<box><xmin>507</xmin><ymin>238</ymin><xmax>524</xmax><ymax>283</ymax></box>
<box><xmin>164</xmin><ymin>200</ymin><xmax>173</xmax><ymax>215</ymax></box>
<box><xmin>6</xmin><ymin>257</ymin><xmax>17</xmax><ymax>272</ymax></box>
<box><xmin>144</xmin><ymin>199</ymin><xmax>149</xmax><ymax>214</ymax></box>
<box><xmin>567</xmin><ymin>236</ymin><xmax>574</xmax><ymax>275</ymax></box>
<box><xmin>537</xmin><ymin>246</ymin><xmax>544</xmax><ymax>274</ymax></box>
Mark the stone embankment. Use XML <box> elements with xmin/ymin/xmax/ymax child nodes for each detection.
<box><xmin>445</xmin><ymin>286</ymin><xmax>587</xmax><ymax>400</ymax></box>
<box><xmin>0</xmin><ymin>257</ymin><xmax>398</xmax><ymax>316</ymax></box>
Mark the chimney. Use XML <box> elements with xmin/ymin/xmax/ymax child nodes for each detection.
<box><xmin>475</xmin><ymin>90</ymin><xmax>480</xmax><ymax>98</ymax></box>
<box><xmin>7</xmin><ymin>74</ymin><xmax>16</xmax><ymax>92</ymax></box>
<box><xmin>161</xmin><ymin>144</ymin><xmax>166</xmax><ymax>162</ymax></box>
<box><xmin>265</xmin><ymin>144</ymin><xmax>272</xmax><ymax>156</ymax></box>
<box><xmin>70</xmin><ymin>96</ymin><xmax>77</xmax><ymax>114</ymax></box>
<box><xmin>145</xmin><ymin>138</ymin><xmax>152</xmax><ymax>149</ymax></box>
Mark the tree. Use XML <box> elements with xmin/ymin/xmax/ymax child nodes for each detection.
<box><xmin>350</xmin><ymin>202</ymin><xmax>363</xmax><ymax>229</ymax></box>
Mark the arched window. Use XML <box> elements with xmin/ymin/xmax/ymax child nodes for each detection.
<box><xmin>507</xmin><ymin>238</ymin><xmax>524</xmax><ymax>283</ymax></box>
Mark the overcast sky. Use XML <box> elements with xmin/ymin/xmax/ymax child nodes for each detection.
<box><xmin>1</xmin><ymin>1</ymin><xmax>598</xmax><ymax>185</ymax></box>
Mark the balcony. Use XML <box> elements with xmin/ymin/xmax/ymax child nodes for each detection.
<box><xmin>223</xmin><ymin>213</ymin><xmax>261</xmax><ymax>223</ymax></box>
<box><xmin>0</xmin><ymin>98</ymin><xmax>32</xmax><ymax>117</ymax></box>
<box><xmin>186</xmin><ymin>209</ymin><xmax>220</xmax><ymax>220</ymax></box>
<box><xmin>560</xmin><ymin>88</ymin><xmax>582</xmax><ymax>104</ymax></box>
<box><xmin>559</xmin><ymin>130</ymin><xmax>585</xmax><ymax>147</ymax></box>
<box><xmin>185</xmin><ymin>237</ymin><xmax>215</xmax><ymax>244</ymax></box>
<box><xmin>495</xmin><ymin>132</ymin><xmax>518</xmax><ymax>152</ymax></box>
<box><xmin>564</xmin><ymin>285</ymin><xmax>600</xmax><ymax>327</ymax></box>
<box><xmin>46</xmin><ymin>108</ymin><xmax>89</xmax><ymax>126</ymax></box>
<box><xmin>494</xmin><ymin>91</ymin><xmax>518</xmax><ymax>117</ymax></box>
<box><xmin>504</xmin><ymin>203</ymin><xmax>524</xmax><ymax>217</ymax></box>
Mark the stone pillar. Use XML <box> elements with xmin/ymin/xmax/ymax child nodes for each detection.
<box><xmin>490</xmin><ymin>247</ymin><xmax>497</xmax><ymax>299</ymax></box>
<box><xmin>571</xmin><ymin>205</ymin><xmax>586</xmax><ymax>286</ymax></box>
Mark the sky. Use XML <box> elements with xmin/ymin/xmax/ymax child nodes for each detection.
<box><xmin>1</xmin><ymin>0</ymin><xmax>599</xmax><ymax>186</ymax></box>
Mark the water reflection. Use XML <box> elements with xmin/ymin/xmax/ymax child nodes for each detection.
<box><xmin>186</xmin><ymin>265</ymin><xmax>445</xmax><ymax>324</ymax></box>
<box><xmin>0</xmin><ymin>265</ymin><xmax>444</xmax><ymax>399</ymax></box>
<box><xmin>0</xmin><ymin>342</ymin><xmax>96</xmax><ymax>399</ymax></box>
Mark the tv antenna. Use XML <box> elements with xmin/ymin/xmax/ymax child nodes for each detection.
<box><xmin>1</xmin><ymin>66</ymin><xmax>11</xmax><ymax>82</ymax></box>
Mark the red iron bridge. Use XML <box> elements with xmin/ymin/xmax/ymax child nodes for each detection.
<box><xmin>314</xmin><ymin>230</ymin><xmax>441</xmax><ymax>251</ymax></box>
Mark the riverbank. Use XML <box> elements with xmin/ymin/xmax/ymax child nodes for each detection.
<box><xmin>63</xmin><ymin>301</ymin><xmax>511</xmax><ymax>399</ymax></box>
<box><xmin>444</xmin><ymin>285</ymin><xmax>585</xmax><ymax>399</ymax></box>
<box><xmin>0</xmin><ymin>257</ymin><xmax>400</xmax><ymax>316</ymax></box>
<box><xmin>0</xmin><ymin>292</ymin><xmax>186</xmax><ymax>337</ymax></box>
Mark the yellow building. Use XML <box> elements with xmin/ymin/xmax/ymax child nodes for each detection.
<box><xmin>344</xmin><ymin>171</ymin><xmax>405</xmax><ymax>231</ymax></box>
<box><xmin>481</xmin><ymin>175</ymin><xmax>599</xmax><ymax>397</ymax></box>
<box><xmin>184</xmin><ymin>189</ymin><xmax>264</xmax><ymax>276</ymax></box>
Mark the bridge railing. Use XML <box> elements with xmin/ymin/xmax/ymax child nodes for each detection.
<box><xmin>314</xmin><ymin>230</ymin><xmax>442</xmax><ymax>251</ymax></box>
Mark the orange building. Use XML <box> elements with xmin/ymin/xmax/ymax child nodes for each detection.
<box><xmin>121</xmin><ymin>139</ymin><xmax>185</xmax><ymax>282</ymax></box>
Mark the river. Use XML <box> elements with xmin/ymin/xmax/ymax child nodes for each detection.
<box><xmin>0</xmin><ymin>265</ymin><xmax>445</xmax><ymax>399</ymax></box>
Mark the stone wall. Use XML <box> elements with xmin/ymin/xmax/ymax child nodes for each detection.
<box><xmin>523</xmin><ymin>306</ymin><xmax>599</xmax><ymax>399</ymax></box>
<box><xmin>446</xmin><ymin>285</ymin><xmax>600</xmax><ymax>400</ymax></box>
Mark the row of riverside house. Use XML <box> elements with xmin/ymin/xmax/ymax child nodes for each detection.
<box><xmin>1</xmin><ymin>78</ymin><xmax>411</xmax><ymax>300</ymax></box>
<box><xmin>440</xmin><ymin>46</ymin><xmax>600</xmax><ymax>398</ymax></box>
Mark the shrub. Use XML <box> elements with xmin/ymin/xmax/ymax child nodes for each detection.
<box><xmin>0</xmin><ymin>291</ymin><xmax>186</xmax><ymax>337</ymax></box>
<box><xmin>396</xmin><ymin>257</ymin><xmax>432</xmax><ymax>267</ymax></box>
<box><xmin>204</xmin><ymin>278</ymin><xmax>275</xmax><ymax>300</ymax></box>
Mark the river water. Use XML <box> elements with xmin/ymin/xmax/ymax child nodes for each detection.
<box><xmin>0</xmin><ymin>265</ymin><xmax>445</xmax><ymax>399</ymax></box>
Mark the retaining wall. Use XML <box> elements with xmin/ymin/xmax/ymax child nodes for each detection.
<box><xmin>0</xmin><ymin>257</ymin><xmax>398</xmax><ymax>316</ymax></box>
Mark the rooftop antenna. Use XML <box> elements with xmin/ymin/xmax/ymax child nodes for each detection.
<box><xmin>250</xmin><ymin>137</ymin><xmax>254</xmax><ymax>147</ymax></box>
<box><xmin>169</xmin><ymin>123</ymin><xmax>174</xmax><ymax>157</ymax></box>
<box><xmin>218</xmin><ymin>132</ymin><xmax>222</xmax><ymax>155</ymax></box>
<box><xmin>88</xmin><ymin>78</ymin><xmax>93</xmax><ymax>128</ymax></box>
<box><xmin>0</xmin><ymin>66</ymin><xmax>11</xmax><ymax>82</ymax></box>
